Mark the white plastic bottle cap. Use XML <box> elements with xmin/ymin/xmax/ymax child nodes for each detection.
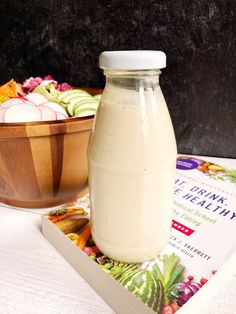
<box><xmin>99</xmin><ymin>50</ymin><xmax>166</xmax><ymax>70</ymax></box>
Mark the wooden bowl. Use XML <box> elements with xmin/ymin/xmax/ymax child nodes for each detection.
<box><xmin>0</xmin><ymin>88</ymin><xmax>102</xmax><ymax>208</ymax></box>
<box><xmin>0</xmin><ymin>116</ymin><xmax>93</xmax><ymax>208</ymax></box>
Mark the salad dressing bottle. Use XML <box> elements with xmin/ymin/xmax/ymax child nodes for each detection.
<box><xmin>88</xmin><ymin>51</ymin><xmax>177</xmax><ymax>263</ymax></box>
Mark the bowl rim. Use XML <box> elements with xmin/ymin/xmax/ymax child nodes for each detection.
<box><xmin>0</xmin><ymin>115</ymin><xmax>94</xmax><ymax>138</ymax></box>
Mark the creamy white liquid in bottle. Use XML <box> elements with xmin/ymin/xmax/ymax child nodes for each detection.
<box><xmin>88</xmin><ymin>51</ymin><xmax>177</xmax><ymax>263</ymax></box>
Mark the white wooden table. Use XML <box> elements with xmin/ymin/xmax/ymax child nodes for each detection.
<box><xmin>1</xmin><ymin>155</ymin><xmax>236</xmax><ymax>314</ymax></box>
<box><xmin>0</xmin><ymin>205</ymin><xmax>113</xmax><ymax>314</ymax></box>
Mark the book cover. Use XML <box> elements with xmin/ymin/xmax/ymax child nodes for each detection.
<box><xmin>42</xmin><ymin>155</ymin><xmax>236</xmax><ymax>314</ymax></box>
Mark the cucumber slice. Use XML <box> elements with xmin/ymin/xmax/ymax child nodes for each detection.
<box><xmin>64</xmin><ymin>95</ymin><xmax>92</xmax><ymax>114</ymax></box>
<box><xmin>60</xmin><ymin>102</ymin><xmax>68</xmax><ymax>109</ymax></box>
<box><xmin>57</xmin><ymin>89</ymin><xmax>90</xmax><ymax>101</ymax></box>
<box><xmin>67</xmin><ymin>98</ymin><xmax>98</xmax><ymax>116</ymax></box>
<box><xmin>67</xmin><ymin>101</ymin><xmax>78</xmax><ymax>116</ymax></box>
<box><xmin>74</xmin><ymin>98</ymin><xmax>99</xmax><ymax>106</ymax></box>
<box><xmin>94</xmin><ymin>94</ymin><xmax>102</xmax><ymax>100</ymax></box>
<box><xmin>72</xmin><ymin>99</ymin><xmax>99</xmax><ymax>115</ymax></box>
<box><xmin>74</xmin><ymin>109</ymin><xmax>96</xmax><ymax>117</ymax></box>
<box><xmin>72</xmin><ymin>103</ymin><xmax>81</xmax><ymax>115</ymax></box>
<box><xmin>57</xmin><ymin>90</ymin><xmax>80</xmax><ymax>101</ymax></box>
<box><xmin>74</xmin><ymin>103</ymin><xmax>99</xmax><ymax>116</ymax></box>
<box><xmin>67</xmin><ymin>95</ymin><xmax>91</xmax><ymax>105</ymax></box>
<box><xmin>62</xmin><ymin>92</ymin><xmax>92</xmax><ymax>103</ymax></box>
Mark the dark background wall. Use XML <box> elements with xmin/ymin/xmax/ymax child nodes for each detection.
<box><xmin>0</xmin><ymin>0</ymin><xmax>235</xmax><ymax>157</ymax></box>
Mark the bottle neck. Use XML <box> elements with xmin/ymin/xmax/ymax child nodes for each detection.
<box><xmin>104</xmin><ymin>69</ymin><xmax>161</xmax><ymax>91</ymax></box>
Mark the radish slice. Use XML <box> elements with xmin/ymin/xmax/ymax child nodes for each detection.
<box><xmin>43</xmin><ymin>101</ymin><xmax>68</xmax><ymax>117</ymax></box>
<box><xmin>24</xmin><ymin>92</ymin><xmax>48</xmax><ymax>105</ymax></box>
<box><xmin>56</xmin><ymin>112</ymin><xmax>68</xmax><ymax>120</ymax></box>
<box><xmin>20</xmin><ymin>96</ymin><xmax>32</xmax><ymax>102</ymax></box>
<box><xmin>0</xmin><ymin>109</ymin><xmax>6</xmax><ymax>122</ymax></box>
<box><xmin>1</xmin><ymin>99</ymin><xmax>36</xmax><ymax>109</ymax></box>
<box><xmin>21</xmin><ymin>100</ymin><xmax>38</xmax><ymax>106</ymax></box>
<box><xmin>38</xmin><ymin>105</ymin><xmax>57</xmax><ymax>121</ymax></box>
<box><xmin>4</xmin><ymin>104</ymin><xmax>42</xmax><ymax>123</ymax></box>
<box><xmin>1</xmin><ymin>97</ymin><xmax>25</xmax><ymax>109</ymax></box>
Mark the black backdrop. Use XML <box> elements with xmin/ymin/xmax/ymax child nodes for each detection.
<box><xmin>0</xmin><ymin>0</ymin><xmax>235</xmax><ymax>157</ymax></box>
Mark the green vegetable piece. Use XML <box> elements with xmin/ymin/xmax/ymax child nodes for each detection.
<box><xmin>33</xmin><ymin>84</ymin><xmax>60</xmax><ymax>104</ymax></box>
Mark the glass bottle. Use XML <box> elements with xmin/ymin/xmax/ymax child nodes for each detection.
<box><xmin>88</xmin><ymin>51</ymin><xmax>177</xmax><ymax>263</ymax></box>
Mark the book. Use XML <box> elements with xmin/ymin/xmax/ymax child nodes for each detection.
<box><xmin>42</xmin><ymin>155</ymin><xmax>236</xmax><ymax>314</ymax></box>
